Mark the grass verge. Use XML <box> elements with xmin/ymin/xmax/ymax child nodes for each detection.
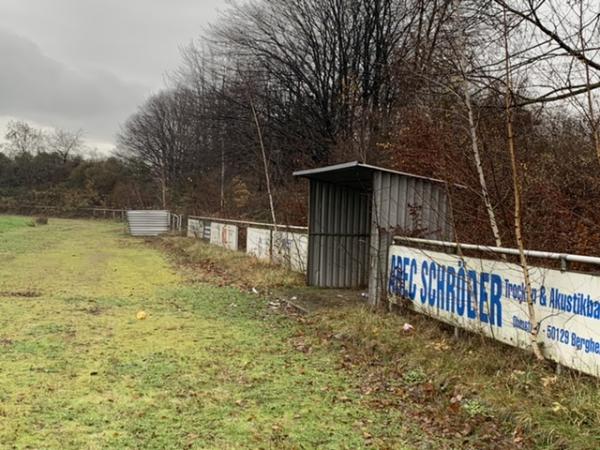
<box><xmin>164</xmin><ymin>236</ymin><xmax>600</xmax><ymax>450</ymax></box>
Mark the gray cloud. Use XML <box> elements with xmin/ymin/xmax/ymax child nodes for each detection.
<box><xmin>0</xmin><ymin>29</ymin><xmax>148</xmax><ymax>141</ymax></box>
<box><xmin>0</xmin><ymin>0</ymin><xmax>224</xmax><ymax>148</ymax></box>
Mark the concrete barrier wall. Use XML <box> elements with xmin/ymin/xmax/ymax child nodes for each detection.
<box><xmin>187</xmin><ymin>218</ymin><xmax>202</xmax><ymax>238</ymax></box>
<box><xmin>210</xmin><ymin>222</ymin><xmax>238</xmax><ymax>251</ymax></box>
<box><xmin>188</xmin><ymin>217</ymin><xmax>308</xmax><ymax>273</ymax></box>
<box><xmin>247</xmin><ymin>227</ymin><xmax>272</xmax><ymax>261</ymax></box>
<box><xmin>245</xmin><ymin>227</ymin><xmax>308</xmax><ymax>273</ymax></box>
<box><xmin>273</xmin><ymin>231</ymin><xmax>308</xmax><ymax>273</ymax></box>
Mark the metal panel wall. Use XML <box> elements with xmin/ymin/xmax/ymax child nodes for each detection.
<box><xmin>127</xmin><ymin>210</ymin><xmax>171</xmax><ymax>237</ymax></box>
<box><xmin>308</xmin><ymin>179</ymin><xmax>370</xmax><ymax>288</ymax></box>
<box><xmin>368</xmin><ymin>172</ymin><xmax>453</xmax><ymax>303</ymax></box>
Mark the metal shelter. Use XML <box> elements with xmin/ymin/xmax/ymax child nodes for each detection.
<box><xmin>294</xmin><ymin>161</ymin><xmax>455</xmax><ymax>305</ymax></box>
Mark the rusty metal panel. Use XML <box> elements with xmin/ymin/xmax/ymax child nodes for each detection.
<box><xmin>127</xmin><ymin>210</ymin><xmax>170</xmax><ymax>237</ymax></box>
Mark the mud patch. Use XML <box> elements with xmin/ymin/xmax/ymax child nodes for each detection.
<box><xmin>80</xmin><ymin>305</ymin><xmax>104</xmax><ymax>315</ymax></box>
<box><xmin>0</xmin><ymin>290</ymin><xmax>42</xmax><ymax>298</ymax></box>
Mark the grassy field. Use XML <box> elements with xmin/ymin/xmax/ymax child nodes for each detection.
<box><xmin>0</xmin><ymin>217</ymin><xmax>414</xmax><ymax>449</ymax></box>
<box><xmin>0</xmin><ymin>216</ymin><xmax>598</xmax><ymax>449</ymax></box>
<box><xmin>0</xmin><ymin>216</ymin><xmax>31</xmax><ymax>233</ymax></box>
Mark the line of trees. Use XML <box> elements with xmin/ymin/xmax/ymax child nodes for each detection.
<box><xmin>2</xmin><ymin>0</ymin><xmax>599</xmax><ymax>256</ymax></box>
<box><xmin>0</xmin><ymin>120</ymin><xmax>156</xmax><ymax>210</ymax></box>
<box><xmin>117</xmin><ymin>0</ymin><xmax>600</xmax><ymax>251</ymax></box>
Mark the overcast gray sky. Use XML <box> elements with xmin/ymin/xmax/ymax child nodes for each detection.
<box><xmin>0</xmin><ymin>0</ymin><xmax>224</xmax><ymax>153</ymax></box>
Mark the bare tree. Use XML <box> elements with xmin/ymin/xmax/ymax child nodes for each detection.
<box><xmin>3</xmin><ymin>121</ymin><xmax>44</xmax><ymax>156</ymax></box>
<box><xmin>576</xmin><ymin>0</ymin><xmax>600</xmax><ymax>163</ymax></box>
<box><xmin>501</xmin><ymin>5</ymin><xmax>544</xmax><ymax>360</ymax></box>
<box><xmin>489</xmin><ymin>0</ymin><xmax>600</xmax><ymax>104</ymax></box>
<box><xmin>212</xmin><ymin>0</ymin><xmax>455</xmax><ymax>162</ymax></box>
<box><xmin>451</xmin><ymin>0</ymin><xmax>504</xmax><ymax>247</ymax></box>
<box><xmin>48</xmin><ymin>128</ymin><xmax>84</xmax><ymax>163</ymax></box>
<box><xmin>118</xmin><ymin>90</ymin><xmax>196</xmax><ymax>209</ymax></box>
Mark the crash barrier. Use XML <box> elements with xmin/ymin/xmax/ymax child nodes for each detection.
<box><xmin>389</xmin><ymin>236</ymin><xmax>600</xmax><ymax>378</ymax></box>
<box><xmin>187</xmin><ymin>216</ymin><xmax>308</xmax><ymax>273</ymax></box>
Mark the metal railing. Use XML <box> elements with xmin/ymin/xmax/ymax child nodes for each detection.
<box><xmin>171</xmin><ymin>213</ymin><xmax>183</xmax><ymax>232</ymax></box>
<box><xmin>188</xmin><ymin>215</ymin><xmax>308</xmax><ymax>232</ymax></box>
<box><xmin>88</xmin><ymin>208</ymin><xmax>127</xmax><ymax>221</ymax></box>
<box><xmin>393</xmin><ymin>236</ymin><xmax>600</xmax><ymax>268</ymax></box>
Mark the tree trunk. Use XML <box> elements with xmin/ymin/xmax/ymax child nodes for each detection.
<box><xmin>453</xmin><ymin>0</ymin><xmax>502</xmax><ymax>247</ymax></box>
<box><xmin>250</xmin><ymin>99</ymin><xmax>278</xmax><ymax>231</ymax></box>
<box><xmin>463</xmin><ymin>83</ymin><xmax>503</xmax><ymax>248</ymax></box>
<box><xmin>579</xmin><ymin>1</ymin><xmax>600</xmax><ymax>165</ymax></box>
<box><xmin>502</xmin><ymin>6</ymin><xmax>544</xmax><ymax>360</ymax></box>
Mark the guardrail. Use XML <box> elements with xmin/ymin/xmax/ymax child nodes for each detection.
<box><xmin>188</xmin><ymin>215</ymin><xmax>308</xmax><ymax>232</ymax></box>
<box><xmin>393</xmin><ymin>236</ymin><xmax>600</xmax><ymax>270</ymax></box>
<box><xmin>390</xmin><ymin>235</ymin><xmax>600</xmax><ymax>378</ymax></box>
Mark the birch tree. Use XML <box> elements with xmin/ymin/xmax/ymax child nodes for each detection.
<box><xmin>451</xmin><ymin>0</ymin><xmax>504</xmax><ymax>247</ymax></box>
<box><xmin>501</xmin><ymin>5</ymin><xmax>544</xmax><ymax>360</ymax></box>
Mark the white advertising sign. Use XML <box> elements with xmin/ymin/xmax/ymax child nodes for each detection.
<box><xmin>247</xmin><ymin>228</ymin><xmax>272</xmax><ymax>261</ymax></box>
<box><xmin>273</xmin><ymin>231</ymin><xmax>308</xmax><ymax>273</ymax></box>
<box><xmin>389</xmin><ymin>245</ymin><xmax>600</xmax><ymax>377</ymax></box>
<box><xmin>210</xmin><ymin>223</ymin><xmax>238</xmax><ymax>251</ymax></box>
<box><xmin>187</xmin><ymin>219</ymin><xmax>202</xmax><ymax>238</ymax></box>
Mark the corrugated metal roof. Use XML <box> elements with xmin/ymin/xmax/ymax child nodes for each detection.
<box><xmin>293</xmin><ymin>161</ymin><xmax>455</xmax><ymax>187</ymax></box>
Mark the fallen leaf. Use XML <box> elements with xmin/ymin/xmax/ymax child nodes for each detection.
<box><xmin>542</xmin><ymin>376</ymin><xmax>557</xmax><ymax>388</ymax></box>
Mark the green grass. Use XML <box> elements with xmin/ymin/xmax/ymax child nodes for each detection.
<box><xmin>0</xmin><ymin>216</ymin><xmax>416</xmax><ymax>449</ymax></box>
<box><xmin>167</xmin><ymin>235</ymin><xmax>600</xmax><ymax>450</ymax></box>
<box><xmin>2</xmin><ymin>216</ymin><xmax>598</xmax><ymax>449</ymax></box>
<box><xmin>311</xmin><ymin>303</ymin><xmax>600</xmax><ymax>450</ymax></box>
<box><xmin>0</xmin><ymin>215</ymin><xmax>29</xmax><ymax>233</ymax></box>
<box><xmin>158</xmin><ymin>236</ymin><xmax>304</xmax><ymax>290</ymax></box>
